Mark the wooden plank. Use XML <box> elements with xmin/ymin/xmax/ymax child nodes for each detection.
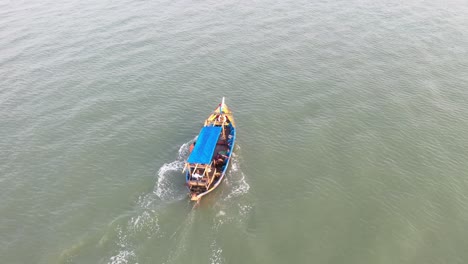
<box><xmin>208</xmin><ymin>167</ymin><xmax>217</xmax><ymax>189</ymax></box>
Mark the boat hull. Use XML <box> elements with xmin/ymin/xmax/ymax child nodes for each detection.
<box><xmin>186</xmin><ymin>130</ymin><xmax>235</xmax><ymax>201</ymax></box>
<box><xmin>184</xmin><ymin>98</ymin><xmax>236</xmax><ymax>202</ymax></box>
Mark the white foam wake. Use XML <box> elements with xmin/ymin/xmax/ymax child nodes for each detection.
<box><xmin>154</xmin><ymin>160</ymin><xmax>185</xmax><ymax>200</ymax></box>
<box><xmin>154</xmin><ymin>140</ymin><xmax>193</xmax><ymax>201</ymax></box>
<box><xmin>108</xmin><ymin>226</ymin><xmax>137</xmax><ymax>264</ymax></box>
<box><xmin>210</xmin><ymin>240</ymin><xmax>225</xmax><ymax>264</ymax></box>
<box><xmin>224</xmin><ymin>151</ymin><xmax>250</xmax><ymax>200</ymax></box>
<box><xmin>105</xmin><ymin>141</ymin><xmax>195</xmax><ymax>264</ymax></box>
<box><xmin>128</xmin><ymin>210</ymin><xmax>160</xmax><ymax>235</ymax></box>
<box><xmin>107</xmin><ymin>210</ymin><xmax>160</xmax><ymax>264</ymax></box>
<box><xmin>109</xmin><ymin>249</ymin><xmax>136</xmax><ymax>264</ymax></box>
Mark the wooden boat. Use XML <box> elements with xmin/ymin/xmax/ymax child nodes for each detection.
<box><xmin>183</xmin><ymin>97</ymin><xmax>236</xmax><ymax>201</ymax></box>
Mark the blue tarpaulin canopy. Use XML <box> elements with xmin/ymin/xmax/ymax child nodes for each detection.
<box><xmin>187</xmin><ymin>126</ymin><xmax>222</xmax><ymax>164</ymax></box>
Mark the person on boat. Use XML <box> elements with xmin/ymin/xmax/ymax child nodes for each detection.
<box><xmin>189</xmin><ymin>141</ymin><xmax>196</xmax><ymax>153</ymax></box>
<box><xmin>217</xmin><ymin>114</ymin><xmax>226</xmax><ymax>123</ymax></box>
<box><xmin>214</xmin><ymin>158</ymin><xmax>224</xmax><ymax>168</ymax></box>
<box><xmin>192</xmin><ymin>169</ymin><xmax>203</xmax><ymax>180</ymax></box>
<box><xmin>215</xmin><ymin>153</ymin><xmax>227</xmax><ymax>161</ymax></box>
<box><xmin>213</xmin><ymin>154</ymin><xmax>226</xmax><ymax>169</ymax></box>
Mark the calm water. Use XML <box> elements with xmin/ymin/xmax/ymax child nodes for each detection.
<box><xmin>1</xmin><ymin>0</ymin><xmax>468</xmax><ymax>263</ymax></box>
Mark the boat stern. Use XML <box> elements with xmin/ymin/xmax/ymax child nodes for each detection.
<box><xmin>190</xmin><ymin>193</ymin><xmax>201</xmax><ymax>201</ymax></box>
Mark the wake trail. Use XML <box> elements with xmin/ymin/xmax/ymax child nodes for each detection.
<box><xmin>223</xmin><ymin>148</ymin><xmax>251</xmax><ymax>201</ymax></box>
<box><xmin>163</xmin><ymin>205</ymin><xmax>198</xmax><ymax>264</ymax></box>
<box><xmin>105</xmin><ymin>142</ymin><xmax>249</xmax><ymax>264</ymax></box>
<box><xmin>106</xmin><ymin>140</ymin><xmax>195</xmax><ymax>264</ymax></box>
<box><xmin>61</xmin><ymin>140</ymin><xmax>196</xmax><ymax>264</ymax></box>
<box><xmin>154</xmin><ymin>140</ymin><xmax>193</xmax><ymax>201</ymax></box>
<box><xmin>207</xmin><ymin>145</ymin><xmax>252</xmax><ymax>264</ymax></box>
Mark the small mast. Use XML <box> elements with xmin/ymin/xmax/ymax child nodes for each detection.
<box><xmin>220</xmin><ymin>97</ymin><xmax>225</xmax><ymax>113</ymax></box>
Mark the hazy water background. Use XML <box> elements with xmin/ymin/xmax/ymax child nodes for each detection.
<box><xmin>1</xmin><ymin>0</ymin><xmax>468</xmax><ymax>263</ymax></box>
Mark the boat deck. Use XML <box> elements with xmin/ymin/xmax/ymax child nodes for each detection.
<box><xmin>187</xmin><ymin>125</ymin><xmax>232</xmax><ymax>195</ymax></box>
